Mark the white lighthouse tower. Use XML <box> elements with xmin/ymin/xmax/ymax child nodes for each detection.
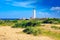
<box><xmin>33</xmin><ymin>8</ymin><xmax>36</xmax><ymax>19</ymax></box>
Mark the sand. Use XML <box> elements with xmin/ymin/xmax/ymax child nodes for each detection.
<box><xmin>0</xmin><ymin>26</ymin><xmax>54</xmax><ymax>40</ymax></box>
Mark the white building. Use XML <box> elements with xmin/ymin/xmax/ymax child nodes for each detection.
<box><xmin>33</xmin><ymin>8</ymin><xmax>36</xmax><ymax>19</ymax></box>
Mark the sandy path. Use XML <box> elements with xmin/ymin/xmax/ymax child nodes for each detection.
<box><xmin>0</xmin><ymin>26</ymin><xmax>54</xmax><ymax>40</ymax></box>
<box><xmin>41</xmin><ymin>24</ymin><xmax>60</xmax><ymax>33</ymax></box>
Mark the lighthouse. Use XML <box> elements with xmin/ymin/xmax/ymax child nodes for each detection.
<box><xmin>33</xmin><ymin>8</ymin><xmax>36</xmax><ymax>19</ymax></box>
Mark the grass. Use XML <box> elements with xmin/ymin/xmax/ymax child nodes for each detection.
<box><xmin>0</xmin><ymin>18</ymin><xmax>60</xmax><ymax>40</ymax></box>
<box><xmin>22</xmin><ymin>26</ymin><xmax>60</xmax><ymax>40</ymax></box>
<box><xmin>41</xmin><ymin>29</ymin><xmax>60</xmax><ymax>40</ymax></box>
<box><xmin>51</xmin><ymin>26</ymin><xmax>60</xmax><ymax>30</ymax></box>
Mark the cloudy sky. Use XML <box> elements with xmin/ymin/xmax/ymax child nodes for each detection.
<box><xmin>0</xmin><ymin>0</ymin><xmax>60</xmax><ymax>18</ymax></box>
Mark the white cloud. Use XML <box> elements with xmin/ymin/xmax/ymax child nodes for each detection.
<box><xmin>50</xmin><ymin>7</ymin><xmax>60</xmax><ymax>13</ymax></box>
<box><xmin>38</xmin><ymin>11</ymin><xmax>60</xmax><ymax>18</ymax></box>
<box><xmin>39</xmin><ymin>12</ymin><xmax>51</xmax><ymax>18</ymax></box>
<box><xmin>12</xmin><ymin>1</ymin><xmax>34</xmax><ymax>8</ymax></box>
<box><xmin>5</xmin><ymin>0</ymin><xmax>36</xmax><ymax>8</ymax></box>
<box><xmin>50</xmin><ymin>7</ymin><xmax>60</xmax><ymax>10</ymax></box>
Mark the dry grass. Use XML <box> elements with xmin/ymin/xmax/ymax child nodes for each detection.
<box><xmin>40</xmin><ymin>24</ymin><xmax>60</xmax><ymax>32</ymax></box>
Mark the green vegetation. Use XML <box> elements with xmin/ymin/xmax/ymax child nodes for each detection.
<box><xmin>41</xmin><ymin>29</ymin><xmax>60</xmax><ymax>40</ymax></box>
<box><xmin>12</xmin><ymin>20</ymin><xmax>41</xmax><ymax>28</ymax></box>
<box><xmin>0</xmin><ymin>18</ymin><xmax>60</xmax><ymax>26</ymax></box>
<box><xmin>51</xmin><ymin>26</ymin><xmax>60</xmax><ymax>29</ymax></box>
<box><xmin>0</xmin><ymin>20</ymin><xmax>18</xmax><ymax>26</ymax></box>
<box><xmin>23</xmin><ymin>27</ymin><xmax>41</xmax><ymax>36</ymax></box>
<box><xmin>0</xmin><ymin>18</ymin><xmax>60</xmax><ymax>40</ymax></box>
<box><xmin>42</xmin><ymin>18</ymin><xmax>60</xmax><ymax>24</ymax></box>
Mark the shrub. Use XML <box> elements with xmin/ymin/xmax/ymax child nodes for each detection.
<box><xmin>23</xmin><ymin>27</ymin><xmax>41</xmax><ymax>36</ymax></box>
<box><xmin>12</xmin><ymin>20</ymin><xmax>41</xmax><ymax>28</ymax></box>
<box><xmin>42</xmin><ymin>20</ymin><xmax>53</xmax><ymax>24</ymax></box>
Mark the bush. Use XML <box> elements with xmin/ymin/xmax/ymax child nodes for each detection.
<box><xmin>23</xmin><ymin>27</ymin><xmax>41</xmax><ymax>36</ymax></box>
<box><xmin>12</xmin><ymin>20</ymin><xmax>41</xmax><ymax>28</ymax></box>
<box><xmin>42</xmin><ymin>20</ymin><xmax>53</xmax><ymax>24</ymax></box>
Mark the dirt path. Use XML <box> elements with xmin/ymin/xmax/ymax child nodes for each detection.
<box><xmin>0</xmin><ymin>26</ymin><xmax>54</xmax><ymax>40</ymax></box>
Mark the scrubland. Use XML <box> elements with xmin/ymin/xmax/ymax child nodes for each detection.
<box><xmin>0</xmin><ymin>18</ymin><xmax>60</xmax><ymax>40</ymax></box>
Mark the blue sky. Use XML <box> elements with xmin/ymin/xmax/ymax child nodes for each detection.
<box><xmin>0</xmin><ymin>0</ymin><xmax>60</xmax><ymax>19</ymax></box>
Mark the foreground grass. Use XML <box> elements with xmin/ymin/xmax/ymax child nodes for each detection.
<box><xmin>41</xmin><ymin>29</ymin><xmax>60</xmax><ymax>40</ymax></box>
<box><xmin>22</xmin><ymin>26</ymin><xmax>60</xmax><ymax>40</ymax></box>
